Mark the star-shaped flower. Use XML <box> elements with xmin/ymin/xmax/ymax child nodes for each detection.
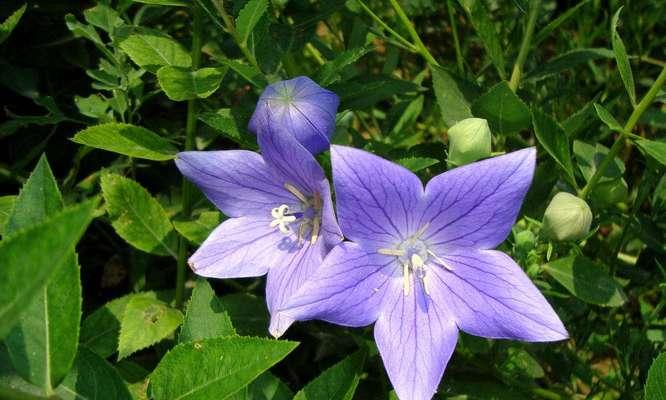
<box><xmin>248</xmin><ymin>76</ymin><xmax>339</xmax><ymax>154</ymax></box>
<box><xmin>277</xmin><ymin>146</ymin><xmax>568</xmax><ymax>400</ymax></box>
<box><xmin>175</xmin><ymin>125</ymin><xmax>342</xmax><ymax>335</ymax></box>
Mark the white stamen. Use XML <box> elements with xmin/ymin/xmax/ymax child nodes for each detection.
<box><xmin>270</xmin><ymin>204</ymin><xmax>296</xmax><ymax>234</ymax></box>
<box><xmin>427</xmin><ymin>249</ymin><xmax>454</xmax><ymax>271</ymax></box>
<box><xmin>284</xmin><ymin>183</ymin><xmax>309</xmax><ymax>204</ymax></box>
<box><xmin>378</xmin><ymin>248</ymin><xmax>406</xmax><ymax>256</ymax></box>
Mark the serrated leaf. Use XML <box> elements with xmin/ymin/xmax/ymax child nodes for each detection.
<box><xmin>611</xmin><ymin>7</ymin><xmax>636</xmax><ymax>105</ymax></box>
<box><xmin>0</xmin><ymin>4</ymin><xmax>27</xmax><ymax>45</ymax></box>
<box><xmin>645</xmin><ymin>353</ymin><xmax>666</xmax><ymax>400</ymax></box>
<box><xmin>636</xmin><ymin>139</ymin><xmax>666</xmax><ymax>166</ymax></box>
<box><xmin>117</xmin><ymin>296</ymin><xmax>183</xmax><ymax>360</ymax></box>
<box><xmin>543</xmin><ymin>255</ymin><xmax>627</xmax><ymax>307</ymax></box>
<box><xmin>219</xmin><ymin>294</ymin><xmax>269</xmax><ymax>336</ymax></box>
<box><xmin>431</xmin><ymin>65</ymin><xmax>474</xmax><ymax>127</ymax></box>
<box><xmin>100</xmin><ymin>173</ymin><xmax>177</xmax><ymax>257</ymax></box>
<box><xmin>119</xmin><ymin>34</ymin><xmax>191</xmax><ymax>73</ymax></box>
<box><xmin>0</xmin><ymin>201</ymin><xmax>94</xmax><ymax>339</ymax></box>
<box><xmin>532</xmin><ymin>107</ymin><xmax>576</xmax><ymax>186</ymax></box>
<box><xmin>73</xmin><ymin>123</ymin><xmax>178</xmax><ymax>161</ymax></box>
<box><xmin>471</xmin><ymin>81</ymin><xmax>530</xmax><ymax>134</ymax></box>
<box><xmin>236</xmin><ymin>0</ymin><xmax>268</xmax><ymax>45</ymax></box>
<box><xmin>316</xmin><ymin>45</ymin><xmax>373</xmax><ymax>86</ymax></box>
<box><xmin>198</xmin><ymin>109</ymin><xmax>258</xmax><ymax>149</ymax></box>
<box><xmin>396</xmin><ymin>157</ymin><xmax>439</xmax><ymax>172</ymax></box>
<box><xmin>174</xmin><ymin>211</ymin><xmax>222</xmax><ymax>245</ymax></box>
<box><xmin>293</xmin><ymin>350</ymin><xmax>365</xmax><ymax>400</ymax></box>
<box><xmin>150</xmin><ymin>337</ymin><xmax>298</xmax><ymax>400</ymax></box>
<box><xmin>75</xmin><ymin>94</ymin><xmax>110</xmax><ymax>119</ymax></box>
<box><xmin>179</xmin><ymin>279</ymin><xmax>235</xmax><ymax>343</ymax></box>
<box><xmin>593</xmin><ymin>103</ymin><xmax>623</xmax><ymax>131</ymax></box>
<box><xmin>157</xmin><ymin>66</ymin><xmax>227</xmax><ymax>101</ymax></box>
<box><xmin>0</xmin><ymin>195</ymin><xmax>16</xmax><ymax>236</ymax></box>
<box><xmin>65</xmin><ymin>14</ymin><xmax>104</xmax><ymax>46</ymax></box>
<box><xmin>55</xmin><ymin>347</ymin><xmax>132</xmax><ymax>400</ymax></box>
<box><xmin>457</xmin><ymin>0</ymin><xmax>505</xmax><ymax>78</ymax></box>
<box><xmin>83</xmin><ymin>4</ymin><xmax>123</xmax><ymax>34</ymax></box>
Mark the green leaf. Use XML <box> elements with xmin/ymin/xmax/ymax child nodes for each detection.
<box><xmin>80</xmin><ymin>295</ymin><xmax>132</xmax><ymax>358</ymax></box>
<box><xmin>457</xmin><ymin>0</ymin><xmax>505</xmax><ymax>78</ymax></box>
<box><xmin>471</xmin><ymin>81</ymin><xmax>530</xmax><ymax>134</ymax></box>
<box><xmin>180</xmin><ymin>279</ymin><xmax>235</xmax><ymax>343</ymax></box>
<box><xmin>645</xmin><ymin>352</ymin><xmax>666</xmax><ymax>400</ymax></box>
<box><xmin>532</xmin><ymin>107</ymin><xmax>576</xmax><ymax>186</ymax></box>
<box><xmin>65</xmin><ymin>14</ymin><xmax>104</xmax><ymax>46</ymax></box>
<box><xmin>198</xmin><ymin>109</ymin><xmax>258</xmax><ymax>149</ymax></box>
<box><xmin>117</xmin><ymin>296</ymin><xmax>183</xmax><ymax>360</ymax></box>
<box><xmin>218</xmin><ymin>59</ymin><xmax>267</xmax><ymax>88</ymax></box>
<box><xmin>236</xmin><ymin>0</ymin><xmax>268</xmax><ymax>45</ymax></box>
<box><xmin>332</xmin><ymin>76</ymin><xmax>420</xmax><ymax>110</ymax></box>
<box><xmin>83</xmin><ymin>4</ymin><xmax>123</xmax><ymax>34</ymax></box>
<box><xmin>611</xmin><ymin>7</ymin><xmax>636</xmax><ymax>105</ymax></box>
<box><xmin>526</xmin><ymin>48</ymin><xmax>614</xmax><ymax>81</ymax></box>
<box><xmin>55</xmin><ymin>347</ymin><xmax>132</xmax><ymax>400</ymax></box>
<box><xmin>573</xmin><ymin>140</ymin><xmax>625</xmax><ymax>182</ymax></box>
<box><xmin>72</xmin><ymin>123</ymin><xmax>178</xmax><ymax>161</ymax></box>
<box><xmin>543</xmin><ymin>255</ymin><xmax>627</xmax><ymax>307</ymax></box>
<box><xmin>293</xmin><ymin>350</ymin><xmax>366</xmax><ymax>400</ymax></box>
<box><xmin>0</xmin><ymin>344</ymin><xmax>49</xmax><ymax>399</ymax></box>
<box><xmin>499</xmin><ymin>348</ymin><xmax>544</xmax><ymax>379</ymax></box>
<box><xmin>0</xmin><ymin>4</ymin><xmax>27</xmax><ymax>45</ymax></box>
<box><xmin>219</xmin><ymin>294</ymin><xmax>269</xmax><ymax>336</ymax></box>
<box><xmin>119</xmin><ymin>34</ymin><xmax>191</xmax><ymax>73</ymax></box>
<box><xmin>75</xmin><ymin>94</ymin><xmax>110</xmax><ymax>119</ymax></box>
<box><xmin>0</xmin><ymin>201</ymin><xmax>94</xmax><ymax>339</ymax></box>
<box><xmin>228</xmin><ymin>372</ymin><xmax>293</xmax><ymax>400</ymax></box>
<box><xmin>173</xmin><ymin>211</ymin><xmax>222</xmax><ymax>245</ymax></box>
<box><xmin>316</xmin><ymin>45</ymin><xmax>374</xmax><ymax>86</ymax></box>
<box><xmin>0</xmin><ymin>195</ymin><xmax>16</xmax><ymax>236</ymax></box>
<box><xmin>396</xmin><ymin>157</ymin><xmax>439</xmax><ymax>172</ymax></box>
<box><xmin>100</xmin><ymin>173</ymin><xmax>177</xmax><ymax>257</ymax></box>
<box><xmin>133</xmin><ymin>0</ymin><xmax>188</xmax><ymax>5</ymax></box>
<box><xmin>533</xmin><ymin>0</ymin><xmax>590</xmax><ymax>45</ymax></box>
<box><xmin>431</xmin><ymin>65</ymin><xmax>474</xmax><ymax>127</ymax></box>
<box><xmin>157</xmin><ymin>66</ymin><xmax>227</xmax><ymax>101</ymax></box>
<box><xmin>150</xmin><ymin>337</ymin><xmax>298</xmax><ymax>400</ymax></box>
<box><xmin>636</xmin><ymin>139</ymin><xmax>666</xmax><ymax>166</ymax></box>
<box><xmin>593</xmin><ymin>103</ymin><xmax>623</xmax><ymax>131</ymax></box>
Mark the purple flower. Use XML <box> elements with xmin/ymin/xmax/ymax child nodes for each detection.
<box><xmin>248</xmin><ymin>76</ymin><xmax>340</xmax><ymax>154</ymax></box>
<box><xmin>277</xmin><ymin>146</ymin><xmax>568</xmax><ymax>400</ymax></box>
<box><xmin>175</xmin><ymin>125</ymin><xmax>342</xmax><ymax>336</ymax></box>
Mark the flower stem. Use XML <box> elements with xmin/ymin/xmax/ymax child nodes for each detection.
<box><xmin>355</xmin><ymin>0</ymin><xmax>418</xmax><ymax>53</ymax></box>
<box><xmin>387</xmin><ymin>0</ymin><xmax>439</xmax><ymax>66</ymax></box>
<box><xmin>175</xmin><ymin>3</ymin><xmax>203</xmax><ymax>309</ymax></box>
<box><xmin>446</xmin><ymin>0</ymin><xmax>464</xmax><ymax>74</ymax></box>
<box><xmin>212</xmin><ymin>0</ymin><xmax>262</xmax><ymax>72</ymax></box>
<box><xmin>508</xmin><ymin>0</ymin><xmax>541</xmax><ymax>92</ymax></box>
<box><xmin>579</xmin><ymin>65</ymin><xmax>666</xmax><ymax>199</ymax></box>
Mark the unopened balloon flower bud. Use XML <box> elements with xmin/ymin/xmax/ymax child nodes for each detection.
<box><xmin>541</xmin><ymin>192</ymin><xmax>593</xmax><ymax>241</ymax></box>
<box><xmin>447</xmin><ymin>118</ymin><xmax>492</xmax><ymax>166</ymax></box>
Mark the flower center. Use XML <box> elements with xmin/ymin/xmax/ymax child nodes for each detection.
<box><xmin>269</xmin><ymin>182</ymin><xmax>322</xmax><ymax>245</ymax></box>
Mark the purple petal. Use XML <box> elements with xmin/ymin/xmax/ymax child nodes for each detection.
<box><xmin>277</xmin><ymin>242</ymin><xmax>398</xmax><ymax>332</ymax></box>
<box><xmin>176</xmin><ymin>151</ymin><xmax>293</xmax><ymax>218</ymax></box>
<box><xmin>430</xmin><ymin>249</ymin><xmax>568</xmax><ymax>341</ymax></box>
<box><xmin>420</xmin><ymin>148</ymin><xmax>535</xmax><ymax>250</ymax></box>
<box><xmin>374</xmin><ymin>281</ymin><xmax>458</xmax><ymax>400</ymax></box>
<box><xmin>331</xmin><ymin>145</ymin><xmax>424</xmax><ymax>248</ymax></box>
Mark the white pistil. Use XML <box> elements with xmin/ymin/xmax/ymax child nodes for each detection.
<box><xmin>427</xmin><ymin>249</ymin><xmax>454</xmax><ymax>271</ymax></box>
<box><xmin>270</xmin><ymin>205</ymin><xmax>296</xmax><ymax>234</ymax></box>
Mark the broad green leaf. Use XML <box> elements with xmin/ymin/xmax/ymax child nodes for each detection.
<box><xmin>55</xmin><ymin>347</ymin><xmax>132</xmax><ymax>400</ymax></box>
<box><xmin>117</xmin><ymin>296</ymin><xmax>183</xmax><ymax>360</ymax></box>
<box><xmin>119</xmin><ymin>34</ymin><xmax>191</xmax><ymax>73</ymax></box>
<box><xmin>73</xmin><ymin>123</ymin><xmax>177</xmax><ymax>161</ymax></box>
<box><xmin>593</xmin><ymin>103</ymin><xmax>623</xmax><ymax>131</ymax></box>
<box><xmin>179</xmin><ymin>279</ymin><xmax>235</xmax><ymax>343</ymax></box>
<box><xmin>0</xmin><ymin>4</ymin><xmax>27</xmax><ymax>45</ymax></box>
<box><xmin>228</xmin><ymin>372</ymin><xmax>293</xmax><ymax>400</ymax></box>
<box><xmin>157</xmin><ymin>66</ymin><xmax>227</xmax><ymax>101</ymax></box>
<box><xmin>83</xmin><ymin>4</ymin><xmax>123</xmax><ymax>34</ymax></box>
<box><xmin>611</xmin><ymin>7</ymin><xmax>636</xmax><ymax>105</ymax></box>
<box><xmin>219</xmin><ymin>294</ymin><xmax>269</xmax><ymax>336</ymax></box>
<box><xmin>133</xmin><ymin>0</ymin><xmax>188</xmax><ymax>5</ymax></box>
<box><xmin>573</xmin><ymin>140</ymin><xmax>624</xmax><ymax>182</ymax></box>
<box><xmin>471</xmin><ymin>81</ymin><xmax>530</xmax><ymax>134</ymax></box>
<box><xmin>636</xmin><ymin>139</ymin><xmax>666</xmax><ymax>166</ymax></box>
<box><xmin>543</xmin><ymin>255</ymin><xmax>627</xmax><ymax>307</ymax></box>
<box><xmin>645</xmin><ymin>352</ymin><xmax>666</xmax><ymax>400</ymax></box>
<box><xmin>80</xmin><ymin>295</ymin><xmax>132</xmax><ymax>358</ymax></box>
<box><xmin>0</xmin><ymin>196</ymin><xmax>16</xmax><ymax>236</ymax></box>
<box><xmin>75</xmin><ymin>94</ymin><xmax>110</xmax><ymax>119</ymax></box>
<box><xmin>218</xmin><ymin>59</ymin><xmax>267</xmax><ymax>88</ymax></box>
<box><xmin>316</xmin><ymin>45</ymin><xmax>373</xmax><ymax>86</ymax></box>
<box><xmin>532</xmin><ymin>107</ymin><xmax>576</xmax><ymax>186</ymax></box>
<box><xmin>150</xmin><ymin>337</ymin><xmax>298</xmax><ymax>400</ymax></box>
<box><xmin>332</xmin><ymin>76</ymin><xmax>420</xmax><ymax>110</ymax></box>
<box><xmin>174</xmin><ymin>211</ymin><xmax>222</xmax><ymax>245</ymax></box>
<box><xmin>431</xmin><ymin>65</ymin><xmax>474</xmax><ymax>127</ymax></box>
<box><xmin>65</xmin><ymin>14</ymin><xmax>104</xmax><ymax>47</ymax></box>
<box><xmin>457</xmin><ymin>0</ymin><xmax>505</xmax><ymax>78</ymax></box>
<box><xmin>396</xmin><ymin>157</ymin><xmax>439</xmax><ymax>172</ymax></box>
<box><xmin>526</xmin><ymin>48</ymin><xmax>614</xmax><ymax>81</ymax></box>
<box><xmin>236</xmin><ymin>0</ymin><xmax>268</xmax><ymax>45</ymax></box>
<box><xmin>293</xmin><ymin>350</ymin><xmax>366</xmax><ymax>400</ymax></box>
<box><xmin>0</xmin><ymin>344</ymin><xmax>45</xmax><ymax>399</ymax></box>
<box><xmin>101</xmin><ymin>173</ymin><xmax>177</xmax><ymax>257</ymax></box>
<box><xmin>198</xmin><ymin>109</ymin><xmax>257</xmax><ymax>149</ymax></box>
<box><xmin>0</xmin><ymin>201</ymin><xmax>94</xmax><ymax>339</ymax></box>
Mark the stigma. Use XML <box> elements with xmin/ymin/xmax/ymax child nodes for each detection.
<box><xmin>269</xmin><ymin>182</ymin><xmax>322</xmax><ymax>245</ymax></box>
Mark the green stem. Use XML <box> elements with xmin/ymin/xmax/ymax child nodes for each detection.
<box><xmin>387</xmin><ymin>0</ymin><xmax>439</xmax><ymax>66</ymax></box>
<box><xmin>212</xmin><ymin>0</ymin><xmax>262</xmax><ymax>72</ymax></box>
<box><xmin>175</xmin><ymin>3</ymin><xmax>203</xmax><ymax>309</ymax></box>
<box><xmin>356</xmin><ymin>0</ymin><xmax>418</xmax><ymax>53</ymax></box>
<box><xmin>579</xmin><ymin>65</ymin><xmax>666</xmax><ymax>199</ymax></box>
<box><xmin>508</xmin><ymin>0</ymin><xmax>541</xmax><ymax>92</ymax></box>
<box><xmin>446</xmin><ymin>0</ymin><xmax>464</xmax><ymax>74</ymax></box>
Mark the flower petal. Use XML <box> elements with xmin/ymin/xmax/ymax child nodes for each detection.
<box><xmin>421</xmin><ymin>148</ymin><xmax>535</xmax><ymax>250</ymax></box>
<box><xmin>374</xmin><ymin>281</ymin><xmax>458</xmax><ymax>400</ymax></box>
<box><xmin>277</xmin><ymin>242</ymin><xmax>397</xmax><ymax>333</ymax></box>
<box><xmin>331</xmin><ymin>145</ymin><xmax>424</xmax><ymax>248</ymax></box>
<box><xmin>176</xmin><ymin>150</ymin><xmax>293</xmax><ymax>218</ymax></box>
<box><xmin>430</xmin><ymin>249</ymin><xmax>568</xmax><ymax>341</ymax></box>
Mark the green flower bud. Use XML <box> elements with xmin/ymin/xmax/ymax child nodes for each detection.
<box><xmin>541</xmin><ymin>192</ymin><xmax>593</xmax><ymax>241</ymax></box>
<box><xmin>514</xmin><ymin>230</ymin><xmax>536</xmax><ymax>253</ymax></box>
<box><xmin>447</xmin><ymin>118</ymin><xmax>492</xmax><ymax>166</ymax></box>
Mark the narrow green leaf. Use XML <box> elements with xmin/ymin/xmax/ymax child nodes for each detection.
<box><xmin>611</xmin><ymin>7</ymin><xmax>636</xmax><ymax>105</ymax></box>
<box><xmin>316</xmin><ymin>45</ymin><xmax>374</xmax><ymax>86</ymax></box>
<box><xmin>396</xmin><ymin>157</ymin><xmax>439</xmax><ymax>172</ymax></box>
<box><xmin>0</xmin><ymin>196</ymin><xmax>16</xmax><ymax>236</ymax></box>
<box><xmin>0</xmin><ymin>4</ymin><xmax>27</xmax><ymax>45</ymax></box>
<box><xmin>457</xmin><ymin>0</ymin><xmax>505</xmax><ymax>78</ymax></box>
<box><xmin>100</xmin><ymin>173</ymin><xmax>177</xmax><ymax>257</ymax></box>
<box><xmin>533</xmin><ymin>0</ymin><xmax>590</xmax><ymax>45</ymax></box>
<box><xmin>179</xmin><ymin>279</ymin><xmax>235</xmax><ymax>343</ymax></box>
<box><xmin>236</xmin><ymin>0</ymin><xmax>268</xmax><ymax>45</ymax></box>
<box><xmin>119</xmin><ymin>34</ymin><xmax>191</xmax><ymax>72</ymax></box>
<box><xmin>532</xmin><ymin>107</ymin><xmax>576</xmax><ymax>186</ymax></box>
<box><xmin>217</xmin><ymin>59</ymin><xmax>267</xmax><ymax>88</ymax></box>
<box><xmin>526</xmin><ymin>48</ymin><xmax>614</xmax><ymax>81</ymax></box>
<box><xmin>73</xmin><ymin>123</ymin><xmax>178</xmax><ymax>161</ymax></box>
<box><xmin>471</xmin><ymin>81</ymin><xmax>530</xmax><ymax>134</ymax></box>
<box><xmin>64</xmin><ymin>14</ymin><xmax>104</xmax><ymax>46</ymax></box>
<box><xmin>157</xmin><ymin>66</ymin><xmax>227</xmax><ymax>101</ymax></box>
<box><xmin>431</xmin><ymin>65</ymin><xmax>474</xmax><ymax>127</ymax></box>
<box><xmin>150</xmin><ymin>337</ymin><xmax>298</xmax><ymax>400</ymax></box>
<box><xmin>636</xmin><ymin>139</ymin><xmax>666</xmax><ymax>166</ymax></box>
<box><xmin>0</xmin><ymin>201</ymin><xmax>94</xmax><ymax>339</ymax></box>
<box><xmin>293</xmin><ymin>350</ymin><xmax>366</xmax><ymax>400</ymax></box>
<box><xmin>174</xmin><ymin>211</ymin><xmax>222</xmax><ymax>245</ymax></box>
<box><xmin>543</xmin><ymin>255</ymin><xmax>627</xmax><ymax>307</ymax></box>
<box><xmin>55</xmin><ymin>347</ymin><xmax>132</xmax><ymax>400</ymax></box>
<box><xmin>331</xmin><ymin>75</ymin><xmax>420</xmax><ymax>110</ymax></box>
<box><xmin>593</xmin><ymin>103</ymin><xmax>623</xmax><ymax>131</ymax></box>
<box><xmin>645</xmin><ymin>353</ymin><xmax>666</xmax><ymax>400</ymax></box>
<box><xmin>218</xmin><ymin>294</ymin><xmax>269</xmax><ymax>336</ymax></box>
<box><xmin>117</xmin><ymin>296</ymin><xmax>183</xmax><ymax>360</ymax></box>
<box><xmin>198</xmin><ymin>109</ymin><xmax>258</xmax><ymax>149</ymax></box>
